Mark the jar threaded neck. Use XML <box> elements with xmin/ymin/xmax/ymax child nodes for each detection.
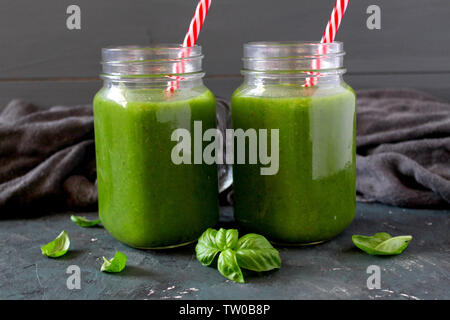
<box><xmin>101</xmin><ymin>44</ymin><xmax>204</xmax><ymax>80</ymax></box>
<box><xmin>242</xmin><ymin>41</ymin><xmax>346</xmax><ymax>76</ymax></box>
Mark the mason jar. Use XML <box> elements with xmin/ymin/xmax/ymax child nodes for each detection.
<box><xmin>231</xmin><ymin>41</ymin><xmax>356</xmax><ymax>245</ymax></box>
<box><xmin>94</xmin><ymin>45</ymin><xmax>230</xmax><ymax>249</ymax></box>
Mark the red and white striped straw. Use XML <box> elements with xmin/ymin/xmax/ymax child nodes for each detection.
<box><xmin>305</xmin><ymin>0</ymin><xmax>349</xmax><ymax>87</ymax></box>
<box><xmin>169</xmin><ymin>0</ymin><xmax>212</xmax><ymax>92</ymax></box>
<box><xmin>321</xmin><ymin>0</ymin><xmax>349</xmax><ymax>44</ymax></box>
<box><xmin>183</xmin><ymin>0</ymin><xmax>212</xmax><ymax>47</ymax></box>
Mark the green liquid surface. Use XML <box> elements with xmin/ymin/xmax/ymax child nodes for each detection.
<box><xmin>93</xmin><ymin>87</ymin><xmax>219</xmax><ymax>248</ymax></box>
<box><xmin>231</xmin><ymin>85</ymin><xmax>356</xmax><ymax>244</ymax></box>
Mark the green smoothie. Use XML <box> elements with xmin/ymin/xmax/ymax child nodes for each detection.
<box><xmin>231</xmin><ymin>85</ymin><xmax>356</xmax><ymax>244</ymax></box>
<box><xmin>93</xmin><ymin>86</ymin><xmax>219</xmax><ymax>248</ymax></box>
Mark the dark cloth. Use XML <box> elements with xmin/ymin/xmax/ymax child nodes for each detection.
<box><xmin>356</xmin><ymin>89</ymin><xmax>450</xmax><ymax>208</ymax></box>
<box><xmin>0</xmin><ymin>89</ymin><xmax>449</xmax><ymax>216</ymax></box>
<box><xmin>0</xmin><ymin>100</ymin><xmax>97</xmax><ymax>215</ymax></box>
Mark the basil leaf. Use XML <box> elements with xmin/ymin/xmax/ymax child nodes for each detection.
<box><xmin>352</xmin><ymin>233</ymin><xmax>412</xmax><ymax>255</ymax></box>
<box><xmin>374</xmin><ymin>236</ymin><xmax>413</xmax><ymax>253</ymax></box>
<box><xmin>196</xmin><ymin>228</ymin><xmax>220</xmax><ymax>266</ymax></box>
<box><xmin>41</xmin><ymin>230</ymin><xmax>70</xmax><ymax>258</ymax></box>
<box><xmin>217</xmin><ymin>249</ymin><xmax>244</xmax><ymax>283</ymax></box>
<box><xmin>215</xmin><ymin>228</ymin><xmax>239</xmax><ymax>250</ymax></box>
<box><xmin>70</xmin><ymin>215</ymin><xmax>101</xmax><ymax>228</ymax></box>
<box><xmin>101</xmin><ymin>251</ymin><xmax>128</xmax><ymax>273</ymax></box>
<box><xmin>235</xmin><ymin>233</ymin><xmax>281</xmax><ymax>271</ymax></box>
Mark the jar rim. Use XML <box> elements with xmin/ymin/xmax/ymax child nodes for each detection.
<box><xmin>245</xmin><ymin>40</ymin><xmax>343</xmax><ymax>47</ymax></box>
<box><xmin>242</xmin><ymin>41</ymin><xmax>345</xmax><ymax>72</ymax></box>
<box><xmin>100</xmin><ymin>44</ymin><xmax>204</xmax><ymax>77</ymax></box>
<box><xmin>102</xmin><ymin>44</ymin><xmax>202</xmax><ymax>62</ymax></box>
<box><xmin>243</xmin><ymin>41</ymin><xmax>344</xmax><ymax>59</ymax></box>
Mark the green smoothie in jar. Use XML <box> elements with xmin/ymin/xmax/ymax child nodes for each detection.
<box><xmin>93</xmin><ymin>45</ymin><xmax>220</xmax><ymax>249</ymax></box>
<box><xmin>231</xmin><ymin>42</ymin><xmax>356</xmax><ymax>245</ymax></box>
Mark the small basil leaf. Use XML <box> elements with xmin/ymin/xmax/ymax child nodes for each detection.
<box><xmin>215</xmin><ymin>228</ymin><xmax>239</xmax><ymax>250</ymax></box>
<box><xmin>225</xmin><ymin>229</ymin><xmax>239</xmax><ymax>250</ymax></box>
<box><xmin>352</xmin><ymin>233</ymin><xmax>412</xmax><ymax>255</ymax></box>
<box><xmin>235</xmin><ymin>233</ymin><xmax>281</xmax><ymax>271</ymax></box>
<box><xmin>196</xmin><ymin>228</ymin><xmax>220</xmax><ymax>266</ymax></box>
<box><xmin>352</xmin><ymin>232</ymin><xmax>390</xmax><ymax>252</ymax></box>
<box><xmin>374</xmin><ymin>236</ymin><xmax>413</xmax><ymax>254</ymax></box>
<box><xmin>41</xmin><ymin>230</ymin><xmax>70</xmax><ymax>258</ymax></box>
<box><xmin>217</xmin><ymin>249</ymin><xmax>244</xmax><ymax>283</ymax></box>
<box><xmin>101</xmin><ymin>251</ymin><xmax>127</xmax><ymax>273</ymax></box>
<box><xmin>70</xmin><ymin>215</ymin><xmax>101</xmax><ymax>228</ymax></box>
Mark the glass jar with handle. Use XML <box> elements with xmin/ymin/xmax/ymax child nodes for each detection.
<box><xmin>94</xmin><ymin>45</ymin><xmax>231</xmax><ymax>249</ymax></box>
<box><xmin>231</xmin><ymin>41</ymin><xmax>356</xmax><ymax>245</ymax></box>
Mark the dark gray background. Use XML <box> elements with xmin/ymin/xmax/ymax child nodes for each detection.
<box><xmin>1</xmin><ymin>0</ymin><xmax>450</xmax><ymax>107</ymax></box>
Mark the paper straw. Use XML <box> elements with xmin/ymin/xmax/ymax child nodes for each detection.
<box><xmin>305</xmin><ymin>0</ymin><xmax>350</xmax><ymax>87</ymax></box>
<box><xmin>183</xmin><ymin>0</ymin><xmax>212</xmax><ymax>47</ymax></box>
<box><xmin>169</xmin><ymin>0</ymin><xmax>212</xmax><ymax>92</ymax></box>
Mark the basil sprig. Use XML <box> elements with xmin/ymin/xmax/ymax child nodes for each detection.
<box><xmin>196</xmin><ymin>228</ymin><xmax>281</xmax><ymax>283</ymax></box>
<box><xmin>352</xmin><ymin>232</ymin><xmax>412</xmax><ymax>255</ymax></box>
<box><xmin>70</xmin><ymin>215</ymin><xmax>101</xmax><ymax>228</ymax></box>
<box><xmin>101</xmin><ymin>251</ymin><xmax>128</xmax><ymax>273</ymax></box>
<box><xmin>41</xmin><ymin>230</ymin><xmax>70</xmax><ymax>258</ymax></box>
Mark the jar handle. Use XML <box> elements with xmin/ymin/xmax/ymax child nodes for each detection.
<box><xmin>216</xmin><ymin>98</ymin><xmax>233</xmax><ymax>193</ymax></box>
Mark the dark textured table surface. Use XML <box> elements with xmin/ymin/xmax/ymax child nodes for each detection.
<box><xmin>0</xmin><ymin>203</ymin><xmax>448</xmax><ymax>300</ymax></box>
